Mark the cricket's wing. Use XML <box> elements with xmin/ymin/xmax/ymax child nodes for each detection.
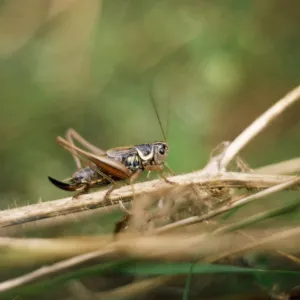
<box><xmin>106</xmin><ymin>145</ymin><xmax>137</xmax><ymax>159</ymax></box>
<box><xmin>57</xmin><ymin>137</ymin><xmax>131</xmax><ymax>180</ymax></box>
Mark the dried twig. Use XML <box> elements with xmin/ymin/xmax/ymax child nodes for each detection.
<box><xmin>0</xmin><ymin>201</ymin><xmax>131</xmax><ymax>237</ymax></box>
<box><xmin>0</xmin><ymin>172</ymin><xmax>299</xmax><ymax>228</ymax></box>
<box><xmin>219</xmin><ymin>85</ymin><xmax>300</xmax><ymax>169</ymax></box>
<box><xmin>2</xmin><ymin>157</ymin><xmax>297</xmax><ymax>236</ymax></box>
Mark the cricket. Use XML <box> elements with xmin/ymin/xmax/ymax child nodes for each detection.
<box><xmin>48</xmin><ymin>89</ymin><xmax>173</xmax><ymax>198</ymax></box>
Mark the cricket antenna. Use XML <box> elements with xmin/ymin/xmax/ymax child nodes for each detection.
<box><xmin>149</xmin><ymin>80</ymin><xmax>168</xmax><ymax>142</ymax></box>
<box><xmin>165</xmin><ymin>93</ymin><xmax>170</xmax><ymax>141</ymax></box>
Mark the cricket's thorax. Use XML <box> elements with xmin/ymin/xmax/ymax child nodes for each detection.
<box><xmin>108</xmin><ymin>144</ymin><xmax>155</xmax><ymax>172</ymax></box>
<box><xmin>122</xmin><ymin>144</ymin><xmax>153</xmax><ymax>171</ymax></box>
<box><xmin>123</xmin><ymin>153</ymin><xmax>142</xmax><ymax>171</ymax></box>
<box><xmin>106</xmin><ymin>142</ymin><xmax>168</xmax><ymax>173</ymax></box>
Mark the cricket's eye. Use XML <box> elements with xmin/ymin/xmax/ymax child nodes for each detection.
<box><xmin>159</xmin><ymin>147</ymin><xmax>165</xmax><ymax>155</ymax></box>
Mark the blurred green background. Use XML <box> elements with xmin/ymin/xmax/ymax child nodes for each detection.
<box><xmin>0</xmin><ymin>0</ymin><xmax>300</xmax><ymax>208</ymax></box>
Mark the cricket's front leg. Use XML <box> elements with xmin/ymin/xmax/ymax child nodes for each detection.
<box><xmin>160</xmin><ymin>170</ymin><xmax>176</xmax><ymax>185</ymax></box>
<box><xmin>145</xmin><ymin>165</ymin><xmax>176</xmax><ymax>185</ymax></box>
<box><xmin>164</xmin><ymin>162</ymin><xmax>175</xmax><ymax>176</ymax></box>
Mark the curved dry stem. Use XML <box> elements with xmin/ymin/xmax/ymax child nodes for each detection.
<box><xmin>219</xmin><ymin>85</ymin><xmax>300</xmax><ymax>169</ymax></box>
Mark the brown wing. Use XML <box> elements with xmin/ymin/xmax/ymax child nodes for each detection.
<box><xmin>57</xmin><ymin>137</ymin><xmax>131</xmax><ymax>180</ymax></box>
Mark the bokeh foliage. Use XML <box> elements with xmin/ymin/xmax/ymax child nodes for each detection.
<box><xmin>0</xmin><ymin>0</ymin><xmax>300</xmax><ymax>207</ymax></box>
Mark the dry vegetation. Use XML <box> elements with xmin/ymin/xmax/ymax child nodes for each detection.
<box><xmin>0</xmin><ymin>86</ymin><xmax>300</xmax><ymax>300</ymax></box>
<box><xmin>1</xmin><ymin>1</ymin><xmax>300</xmax><ymax>299</ymax></box>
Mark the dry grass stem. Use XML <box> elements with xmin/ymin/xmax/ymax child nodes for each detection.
<box><xmin>1</xmin><ymin>227</ymin><xmax>300</xmax><ymax>294</ymax></box>
<box><xmin>0</xmin><ymin>201</ymin><xmax>131</xmax><ymax>237</ymax></box>
<box><xmin>214</xmin><ymin>200</ymin><xmax>300</xmax><ymax>235</ymax></box>
<box><xmin>0</xmin><ymin>172</ymin><xmax>299</xmax><ymax>228</ymax></box>
<box><xmin>204</xmin><ymin>226</ymin><xmax>300</xmax><ymax>263</ymax></box>
<box><xmin>2</xmin><ymin>158</ymin><xmax>296</xmax><ymax>236</ymax></box>
<box><xmin>219</xmin><ymin>85</ymin><xmax>300</xmax><ymax>169</ymax></box>
<box><xmin>0</xmin><ymin>247</ymin><xmax>114</xmax><ymax>293</ymax></box>
<box><xmin>0</xmin><ymin>236</ymin><xmax>113</xmax><ymax>266</ymax></box>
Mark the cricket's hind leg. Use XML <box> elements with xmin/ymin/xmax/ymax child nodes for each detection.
<box><xmin>66</xmin><ymin>128</ymin><xmax>106</xmax><ymax>169</ymax></box>
<box><xmin>102</xmin><ymin>180</ymin><xmax>130</xmax><ymax>205</ymax></box>
<box><xmin>103</xmin><ymin>170</ymin><xmax>142</xmax><ymax>206</ymax></box>
<box><xmin>103</xmin><ymin>184</ymin><xmax>118</xmax><ymax>204</ymax></box>
<box><xmin>72</xmin><ymin>184</ymin><xmax>90</xmax><ymax>199</ymax></box>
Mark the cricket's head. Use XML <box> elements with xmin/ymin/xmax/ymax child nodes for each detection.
<box><xmin>153</xmin><ymin>141</ymin><xmax>169</xmax><ymax>165</ymax></box>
